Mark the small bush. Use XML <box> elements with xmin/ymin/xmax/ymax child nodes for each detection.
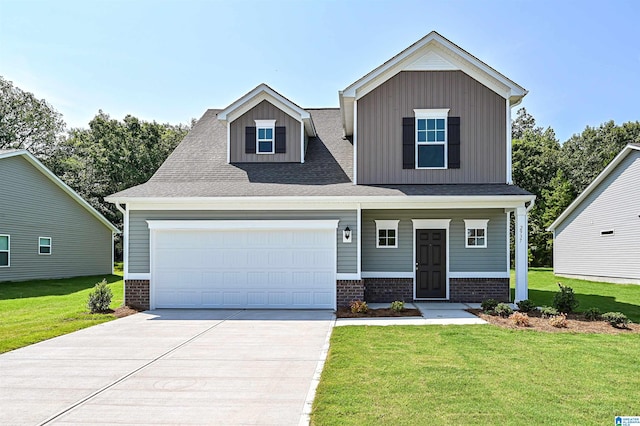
<box><xmin>87</xmin><ymin>279</ymin><xmax>113</xmax><ymax>313</ymax></box>
<box><xmin>350</xmin><ymin>300</ymin><xmax>369</xmax><ymax>314</ymax></box>
<box><xmin>516</xmin><ymin>299</ymin><xmax>536</xmax><ymax>313</ymax></box>
<box><xmin>583</xmin><ymin>307</ymin><xmax>601</xmax><ymax>321</ymax></box>
<box><xmin>539</xmin><ymin>306</ymin><xmax>559</xmax><ymax>318</ymax></box>
<box><xmin>390</xmin><ymin>301</ymin><xmax>405</xmax><ymax>312</ymax></box>
<box><xmin>553</xmin><ymin>282</ymin><xmax>579</xmax><ymax>313</ymax></box>
<box><xmin>481</xmin><ymin>299</ymin><xmax>499</xmax><ymax>313</ymax></box>
<box><xmin>602</xmin><ymin>312</ymin><xmax>631</xmax><ymax>328</ymax></box>
<box><xmin>509</xmin><ymin>312</ymin><xmax>530</xmax><ymax>327</ymax></box>
<box><xmin>549</xmin><ymin>313</ymin><xmax>568</xmax><ymax>328</ymax></box>
<box><xmin>494</xmin><ymin>303</ymin><xmax>513</xmax><ymax>317</ymax></box>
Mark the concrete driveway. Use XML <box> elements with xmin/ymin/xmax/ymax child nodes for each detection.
<box><xmin>0</xmin><ymin>309</ymin><xmax>335</xmax><ymax>425</ymax></box>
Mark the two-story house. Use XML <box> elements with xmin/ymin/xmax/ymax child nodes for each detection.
<box><xmin>106</xmin><ymin>32</ymin><xmax>534</xmax><ymax>310</ymax></box>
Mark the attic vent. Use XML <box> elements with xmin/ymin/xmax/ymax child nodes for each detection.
<box><xmin>600</xmin><ymin>230</ymin><xmax>614</xmax><ymax>236</ymax></box>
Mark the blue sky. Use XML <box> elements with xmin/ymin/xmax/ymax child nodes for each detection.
<box><xmin>1</xmin><ymin>0</ymin><xmax>638</xmax><ymax>142</ymax></box>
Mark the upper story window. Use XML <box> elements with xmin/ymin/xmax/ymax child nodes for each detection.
<box><xmin>0</xmin><ymin>235</ymin><xmax>9</xmax><ymax>267</ymax></box>
<box><xmin>415</xmin><ymin>109</ymin><xmax>449</xmax><ymax>169</ymax></box>
<box><xmin>255</xmin><ymin>120</ymin><xmax>276</xmax><ymax>154</ymax></box>
<box><xmin>375</xmin><ymin>220</ymin><xmax>399</xmax><ymax>248</ymax></box>
<box><xmin>39</xmin><ymin>237</ymin><xmax>52</xmax><ymax>255</ymax></box>
<box><xmin>464</xmin><ymin>219</ymin><xmax>489</xmax><ymax>248</ymax></box>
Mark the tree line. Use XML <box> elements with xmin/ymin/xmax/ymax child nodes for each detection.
<box><xmin>2</xmin><ymin>76</ymin><xmax>638</xmax><ymax>265</ymax></box>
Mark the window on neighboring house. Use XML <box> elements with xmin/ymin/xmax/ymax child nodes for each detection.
<box><xmin>255</xmin><ymin>119</ymin><xmax>276</xmax><ymax>154</ymax></box>
<box><xmin>415</xmin><ymin>109</ymin><xmax>449</xmax><ymax>169</ymax></box>
<box><xmin>39</xmin><ymin>237</ymin><xmax>52</xmax><ymax>255</ymax></box>
<box><xmin>375</xmin><ymin>220</ymin><xmax>399</xmax><ymax>248</ymax></box>
<box><xmin>0</xmin><ymin>235</ymin><xmax>9</xmax><ymax>267</ymax></box>
<box><xmin>464</xmin><ymin>219</ymin><xmax>489</xmax><ymax>248</ymax></box>
<box><xmin>601</xmin><ymin>229</ymin><xmax>614</xmax><ymax>236</ymax></box>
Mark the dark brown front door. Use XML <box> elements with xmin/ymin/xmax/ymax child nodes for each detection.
<box><xmin>415</xmin><ymin>229</ymin><xmax>447</xmax><ymax>299</ymax></box>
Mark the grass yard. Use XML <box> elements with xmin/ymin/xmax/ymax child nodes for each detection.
<box><xmin>0</xmin><ymin>273</ymin><xmax>123</xmax><ymax>353</ymax></box>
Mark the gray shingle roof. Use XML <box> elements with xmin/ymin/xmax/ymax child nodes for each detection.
<box><xmin>108</xmin><ymin>108</ymin><xmax>531</xmax><ymax>199</ymax></box>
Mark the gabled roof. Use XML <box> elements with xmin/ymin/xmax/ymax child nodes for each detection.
<box><xmin>547</xmin><ymin>144</ymin><xmax>640</xmax><ymax>231</ymax></box>
<box><xmin>217</xmin><ymin>83</ymin><xmax>316</xmax><ymax>137</ymax></box>
<box><xmin>339</xmin><ymin>31</ymin><xmax>528</xmax><ymax>135</ymax></box>
<box><xmin>0</xmin><ymin>149</ymin><xmax>120</xmax><ymax>233</ymax></box>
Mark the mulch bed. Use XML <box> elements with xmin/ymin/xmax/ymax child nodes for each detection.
<box><xmin>113</xmin><ymin>306</ymin><xmax>143</xmax><ymax>318</ymax></box>
<box><xmin>467</xmin><ymin>309</ymin><xmax>640</xmax><ymax>334</ymax></box>
<box><xmin>336</xmin><ymin>308</ymin><xmax>422</xmax><ymax>318</ymax></box>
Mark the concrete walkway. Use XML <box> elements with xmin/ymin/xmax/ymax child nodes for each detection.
<box><xmin>0</xmin><ymin>309</ymin><xmax>334</xmax><ymax>426</ymax></box>
<box><xmin>335</xmin><ymin>302</ymin><xmax>487</xmax><ymax>326</ymax></box>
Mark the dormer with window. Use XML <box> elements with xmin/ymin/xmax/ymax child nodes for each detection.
<box><xmin>217</xmin><ymin>84</ymin><xmax>316</xmax><ymax>163</ymax></box>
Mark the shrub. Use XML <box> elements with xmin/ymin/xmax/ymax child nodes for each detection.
<box><xmin>350</xmin><ymin>300</ymin><xmax>369</xmax><ymax>314</ymax></box>
<box><xmin>509</xmin><ymin>312</ymin><xmax>530</xmax><ymax>327</ymax></box>
<box><xmin>553</xmin><ymin>282</ymin><xmax>579</xmax><ymax>313</ymax></box>
<box><xmin>390</xmin><ymin>301</ymin><xmax>405</xmax><ymax>312</ymax></box>
<box><xmin>87</xmin><ymin>279</ymin><xmax>113</xmax><ymax>313</ymax></box>
<box><xmin>539</xmin><ymin>306</ymin><xmax>559</xmax><ymax>318</ymax></box>
<box><xmin>602</xmin><ymin>312</ymin><xmax>631</xmax><ymax>328</ymax></box>
<box><xmin>481</xmin><ymin>299</ymin><xmax>499</xmax><ymax>313</ymax></box>
<box><xmin>516</xmin><ymin>299</ymin><xmax>536</xmax><ymax>313</ymax></box>
<box><xmin>549</xmin><ymin>313</ymin><xmax>568</xmax><ymax>328</ymax></box>
<box><xmin>494</xmin><ymin>303</ymin><xmax>513</xmax><ymax>317</ymax></box>
<box><xmin>583</xmin><ymin>307</ymin><xmax>601</xmax><ymax>321</ymax></box>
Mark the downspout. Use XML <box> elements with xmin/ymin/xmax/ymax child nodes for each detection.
<box><xmin>115</xmin><ymin>202</ymin><xmax>126</xmax><ymax>216</ymax></box>
<box><xmin>526</xmin><ymin>198</ymin><xmax>535</xmax><ymax>213</ymax></box>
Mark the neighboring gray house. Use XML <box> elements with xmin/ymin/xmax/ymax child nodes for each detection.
<box><xmin>106</xmin><ymin>31</ymin><xmax>535</xmax><ymax>310</ymax></box>
<box><xmin>0</xmin><ymin>150</ymin><xmax>119</xmax><ymax>282</ymax></box>
<box><xmin>548</xmin><ymin>144</ymin><xmax>640</xmax><ymax>284</ymax></box>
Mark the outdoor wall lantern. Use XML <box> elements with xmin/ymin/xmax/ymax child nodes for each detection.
<box><xmin>343</xmin><ymin>226</ymin><xmax>352</xmax><ymax>243</ymax></box>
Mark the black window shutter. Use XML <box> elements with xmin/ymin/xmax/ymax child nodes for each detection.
<box><xmin>448</xmin><ymin>117</ymin><xmax>461</xmax><ymax>169</ymax></box>
<box><xmin>275</xmin><ymin>126</ymin><xmax>286</xmax><ymax>153</ymax></box>
<box><xmin>402</xmin><ymin>117</ymin><xmax>415</xmax><ymax>169</ymax></box>
<box><xmin>245</xmin><ymin>126</ymin><xmax>256</xmax><ymax>154</ymax></box>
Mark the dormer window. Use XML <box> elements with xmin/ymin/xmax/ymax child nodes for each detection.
<box><xmin>255</xmin><ymin>120</ymin><xmax>276</xmax><ymax>154</ymax></box>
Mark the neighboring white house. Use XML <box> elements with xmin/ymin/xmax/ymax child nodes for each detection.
<box><xmin>548</xmin><ymin>143</ymin><xmax>640</xmax><ymax>284</ymax></box>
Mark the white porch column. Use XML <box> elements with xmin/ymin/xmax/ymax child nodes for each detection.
<box><xmin>514</xmin><ymin>206</ymin><xmax>529</xmax><ymax>302</ymax></box>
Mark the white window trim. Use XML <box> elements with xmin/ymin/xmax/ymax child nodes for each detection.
<box><xmin>414</xmin><ymin>109</ymin><xmax>449</xmax><ymax>170</ymax></box>
<box><xmin>375</xmin><ymin>219</ymin><xmax>399</xmax><ymax>248</ymax></box>
<box><xmin>0</xmin><ymin>234</ymin><xmax>9</xmax><ymax>267</ymax></box>
<box><xmin>39</xmin><ymin>236</ymin><xmax>52</xmax><ymax>255</ymax></box>
<box><xmin>464</xmin><ymin>219</ymin><xmax>489</xmax><ymax>248</ymax></box>
<box><xmin>255</xmin><ymin>119</ymin><xmax>276</xmax><ymax>154</ymax></box>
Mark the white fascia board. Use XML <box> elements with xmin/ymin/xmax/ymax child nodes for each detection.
<box><xmin>547</xmin><ymin>144</ymin><xmax>639</xmax><ymax>231</ymax></box>
<box><xmin>1</xmin><ymin>150</ymin><xmax>120</xmax><ymax>234</ymax></box>
<box><xmin>146</xmin><ymin>219</ymin><xmax>339</xmax><ymax>231</ymax></box>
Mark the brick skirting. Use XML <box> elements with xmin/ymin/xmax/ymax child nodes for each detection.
<box><xmin>336</xmin><ymin>280</ymin><xmax>365</xmax><ymax>308</ymax></box>
<box><xmin>124</xmin><ymin>279</ymin><xmax>150</xmax><ymax>310</ymax></box>
<box><xmin>364</xmin><ymin>278</ymin><xmax>413</xmax><ymax>303</ymax></box>
<box><xmin>449</xmin><ymin>278</ymin><xmax>510</xmax><ymax>303</ymax></box>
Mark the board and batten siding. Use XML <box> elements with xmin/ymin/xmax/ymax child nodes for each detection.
<box><xmin>357</xmin><ymin>70</ymin><xmax>506</xmax><ymax>184</ymax></box>
<box><xmin>0</xmin><ymin>156</ymin><xmax>112</xmax><ymax>282</ymax></box>
<box><xmin>129</xmin><ymin>210</ymin><xmax>357</xmax><ymax>274</ymax></box>
<box><xmin>554</xmin><ymin>150</ymin><xmax>640</xmax><ymax>281</ymax></box>
<box><xmin>361</xmin><ymin>209</ymin><xmax>508</xmax><ymax>273</ymax></box>
<box><xmin>229</xmin><ymin>100</ymin><xmax>301</xmax><ymax>163</ymax></box>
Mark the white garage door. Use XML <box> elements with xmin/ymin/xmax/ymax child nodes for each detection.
<box><xmin>148</xmin><ymin>221</ymin><xmax>337</xmax><ymax>309</ymax></box>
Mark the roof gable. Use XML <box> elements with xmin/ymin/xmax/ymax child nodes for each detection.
<box><xmin>0</xmin><ymin>150</ymin><xmax>119</xmax><ymax>233</ymax></box>
<box><xmin>547</xmin><ymin>144</ymin><xmax>640</xmax><ymax>231</ymax></box>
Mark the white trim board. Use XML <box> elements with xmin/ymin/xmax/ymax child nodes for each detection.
<box><xmin>361</xmin><ymin>272</ymin><xmax>413</xmax><ymax>279</ymax></box>
<box><xmin>146</xmin><ymin>220</ymin><xmax>339</xmax><ymax>231</ymax></box>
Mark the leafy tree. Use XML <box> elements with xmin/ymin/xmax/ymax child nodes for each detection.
<box><xmin>0</xmin><ymin>76</ymin><xmax>65</xmax><ymax>156</ymax></box>
<box><xmin>542</xmin><ymin>170</ymin><xmax>576</xmax><ymax>228</ymax></box>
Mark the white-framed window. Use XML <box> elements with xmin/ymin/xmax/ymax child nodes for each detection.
<box><xmin>0</xmin><ymin>235</ymin><xmax>9</xmax><ymax>267</ymax></box>
<box><xmin>375</xmin><ymin>220</ymin><xmax>399</xmax><ymax>248</ymax></box>
<box><xmin>255</xmin><ymin>119</ymin><xmax>276</xmax><ymax>154</ymax></box>
<box><xmin>415</xmin><ymin>109</ymin><xmax>449</xmax><ymax>169</ymax></box>
<box><xmin>464</xmin><ymin>219</ymin><xmax>489</xmax><ymax>248</ymax></box>
<box><xmin>38</xmin><ymin>237</ymin><xmax>52</xmax><ymax>255</ymax></box>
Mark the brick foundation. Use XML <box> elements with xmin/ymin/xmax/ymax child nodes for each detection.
<box><xmin>125</xmin><ymin>280</ymin><xmax>150</xmax><ymax>310</ymax></box>
<box><xmin>364</xmin><ymin>278</ymin><xmax>413</xmax><ymax>303</ymax></box>
<box><xmin>336</xmin><ymin>280</ymin><xmax>365</xmax><ymax>308</ymax></box>
<box><xmin>449</xmin><ymin>278</ymin><xmax>510</xmax><ymax>303</ymax></box>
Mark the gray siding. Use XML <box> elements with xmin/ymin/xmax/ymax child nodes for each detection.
<box><xmin>362</xmin><ymin>209</ymin><xmax>507</xmax><ymax>273</ymax></box>
<box><xmin>554</xmin><ymin>150</ymin><xmax>640</xmax><ymax>280</ymax></box>
<box><xmin>357</xmin><ymin>70</ymin><xmax>507</xmax><ymax>184</ymax></box>
<box><xmin>129</xmin><ymin>210</ymin><xmax>357</xmax><ymax>274</ymax></box>
<box><xmin>0</xmin><ymin>156</ymin><xmax>112</xmax><ymax>282</ymax></box>
<box><xmin>230</xmin><ymin>100</ymin><xmax>301</xmax><ymax>163</ymax></box>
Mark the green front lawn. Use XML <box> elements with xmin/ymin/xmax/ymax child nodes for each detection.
<box><xmin>0</xmin><ymin>274</ymin><xmax>123</xmax><ymax>353</ymax></box>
